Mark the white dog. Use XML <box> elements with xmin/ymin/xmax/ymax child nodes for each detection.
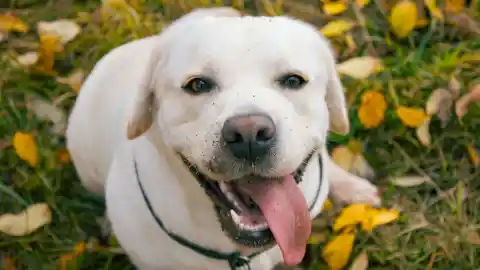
<box><xmin>66</xmin><ymin>7</ymin><xmax>380</xmax><ymax>270</ymax></box>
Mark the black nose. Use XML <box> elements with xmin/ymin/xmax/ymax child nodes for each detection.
<box><xmin>221</xmin><ymin>113</ymin><xmax>276</xmax><ymax>162</ymax></box>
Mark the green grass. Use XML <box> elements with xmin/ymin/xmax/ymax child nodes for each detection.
<box><xmin>1</xmin><ymin>0</ymin><xmax>480</xmax><ymax>269</ymax></box>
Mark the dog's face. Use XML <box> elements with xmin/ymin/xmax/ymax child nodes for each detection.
<box><xmin>126</xmin><ymin>8</ymin><xmax>349</xmax><ymax>265</ymax></box>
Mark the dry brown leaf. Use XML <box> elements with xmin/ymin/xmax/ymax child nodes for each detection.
<box><xmin>56</xmin><ymin>68</ymin><xmax>85</xmax><ymax>93</ymax></box>
<box><xmin>466</xmin><ymin>230</ymin><xmax>480</xmax><ymax>245</ymax></box>
<box><xmin>390</xmin><ymin>175</ymin><xmax>430</xmax><ymax>187</ymax></box>
<box><xmin>351</xmin><ymin>154</ymin><xmax>375</xmax><ymax>180</ymax></box>
<box><xmin>2</xmin><ymin>256</ymin><xmax>16</xmax><ymax>270</ymax></box>
<box><xmin>331</xmin><ymin>146</ymin><xmax>356</xmax><ymax>171</ymax></box>
<box><xmin>336</xmin><ymin>56</ymin><xmax>384</xmax><ymax>79</ymax></box>
<box><xmin>37</xmin><ymin>19</ymin><xmax>81</xmax><ymax>45</ymax></box>
<box><xmin>0</xmin><ymin>203</ymin><xmax>52</xmax><ymax>236</ymax></box>
<box><xmin>28</xmin><ymin>96</ymin><xmax>67</xmax><ymax>135</ymax></box>
<box><xmin>389</xmin><ymin>1</ymin><xmax>417</xmax><ymax>38</ymax></box>
<box><xmin>16</xmin><ymin>52</ymin><xmax>39</xmax><ymax>67</ymax></box>
<box><xmin>455</xmin><ymin>84</ymin><xmax>480</xmax><ymax>120</ymax></box>
<box><xmin>416</xmin><ymin>117</ymin><xmax>432</xmax><ymax>147</ymax></box>
<box><xmin>448</xmin><ymin>76</ymin><xmax>461</xmax><ymax>97</ymax></box>
<box><xmin>350</xmin><ymin>251</ymin><xmax>369</xmax><ymax>270</ymax></box>
<box><xmin>426</xmin><ymin>88</ymin><xmax>453</xmax><ymax>125</ymax></box>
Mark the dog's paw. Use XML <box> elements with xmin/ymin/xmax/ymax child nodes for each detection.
<box><xmin>330</xmin><ymin>176</ymin><xmax>381</xmax><ymax>207</ymax></box>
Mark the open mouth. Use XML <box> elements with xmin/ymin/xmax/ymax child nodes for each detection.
<box><xmin>179</xmin><ymin>150</ymin><xmax>316</xmax><ymax>265</ymax></box>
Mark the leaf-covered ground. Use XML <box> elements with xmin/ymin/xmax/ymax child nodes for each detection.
<box><xmin>1</xmin><ymin>0</ymin><xmax>480</xmax><ymax>269</ymax></box>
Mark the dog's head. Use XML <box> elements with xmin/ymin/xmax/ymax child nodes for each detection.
<box><xmin>126</xmin><ymin>8</ymin><xmax>349</xmax><ymax>265</ymax></box>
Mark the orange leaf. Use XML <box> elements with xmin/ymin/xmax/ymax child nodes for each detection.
<box><xmin>358</xmin><ymin>91</ymin><xmax>387</xmax><ymax>128</ymax></box>
<box><xmin>12</xmin><ymin>132</ymin><xmax>38</xmax><ymax>167</ymax></box>
<box><xmin>396</xmin><ymin>106</ymin><xmax>426</xmax><ymax>127</ymax></box>
<box><xmin>0</xmin><ymin>13</ymin><xmax>29</xmax><ymax>33</ymax></box>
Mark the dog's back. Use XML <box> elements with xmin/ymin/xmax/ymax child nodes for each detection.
<box><xmin>66</xmin><ymin>36</ymin><xmax>159</xmax><ymax>194</ymax></box>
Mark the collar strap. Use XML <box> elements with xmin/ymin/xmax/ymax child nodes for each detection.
<box><xmin>134</xmin><ymin>154</ymin><xmax>323</xmax><ymax>269</ymax></box>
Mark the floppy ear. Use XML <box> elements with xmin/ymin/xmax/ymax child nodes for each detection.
<box><xmin>126</xmin><ymin>42</ymin><xmax>163</xmax><ymax>140</ymax></box>
<box><xmin>126</xmin><ymin>7</ymin><xmax>243</xmax><ymax>140</ymax></box>
<box><xmin>325</xmin><ymin>66</ymin><xmax>350</xmax><ymax>135</ymax></box>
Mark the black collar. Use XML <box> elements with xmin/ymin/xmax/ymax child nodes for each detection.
<box><xmin>134</xmin><ymin>154</ymin><xmax>323</xmax><ymax>270</ymax></box>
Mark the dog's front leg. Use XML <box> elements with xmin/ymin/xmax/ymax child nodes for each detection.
<box><xmin>326</xmin><ymin>155</ymin><xmax>381</xmax><ymax>206</ymax></box>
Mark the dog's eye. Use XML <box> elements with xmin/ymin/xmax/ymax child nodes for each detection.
<box><xmin>277</xmin><ymin>74</ymin><xmax>308</xmax><ymax>90</ymax></box>
<box><xmin>182</xmin><ymin>77</ymin><xmax>216</xmax><ymax>94</ymax></box>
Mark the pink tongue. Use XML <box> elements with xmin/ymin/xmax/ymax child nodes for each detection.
<box><xmin>237</xmin><ymin>175</ymin><xmax>311</xmax><ymax>266</ymax></box>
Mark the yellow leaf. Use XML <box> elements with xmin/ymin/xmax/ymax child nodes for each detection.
<box><xmin>466</xmin><ymin>144</ymin><xmax>479</xmax><ymax>167</ymax></box>
<box><xmin>322</xmin><ymin>199</ymin><xmax>333</xmax><ymax>211</ymax></box>
<box><xmin>355</xmin><ymin>0</ymin><xmax>371</xmax><ymax>8</ymax></box>
<box><xmin>415</xmin><ymin>19</ymin><xmax>429</xmax><ymax>28</ymax></box>
<box><xmin>0</xmin><ymin>13</ymin><xmax>29</xmax><ymax>33</ymax></box>
<box><xmin>12</xmin><ymin>132</ymin><xmax>38</xmax><ymax>167</ymax></box>
<box><xmin>37</xmin><ymin>19</ymin><xmax>81</xmax><ymax>45</ymax></box>
<box><xmin>0</xmin><ymin>203</ymin><xmax>52</xmax><ymax>236</ymax></box>
<box><xmin>424</xmin><ymin>0</ymin><xmax>443</xmax><ymax>20</ymax></box>
<box><xmin>396</xmin><ymin>106</ymin><xmax>426</xmax><ymax>127</ymax></box>
<box><xmin>336</xmin><ymin>56</ymin><xmax>384</xmax><ymax>79</ymax></box>
<box><xmin>333</xmin><ymin>204</ymin><xmax>369</xmax><ymax>232</ymax></box>
<box><xmin>331</xmin><ymin>146</ymin><xmax>356</xmax><ymax>171</ymax></box>
<box><xmin>36</xmin><ymin>34</ymin><xmax>58</xmax><ymax>75</ymax></box>
<box><xmin>350</xmin><ymin>251</ymin><xmax>369</xmax><ymax>270</ymax></box>
<box><xmin>389</xmin><ymin>0</ymin><xmax>417</xmax><ymax>38</ymax></box>
<box><xmin>73</xmin><ymin>241</ymin><xmax>87</xmax><ymax>256</ymax></box>
<box><xmin>445</xmin><ymin>0</ymin><xmax>464</xmax><ymax>13</ymax></box>
<box><xmin>320</xmin><ymin>20</ymin><xmax>356</xmax><ymax>37</ymax></box>
<box><xmin>56</xmin><ymin>68</ymin><xmax>85</xmax><ymax>93</ymax></box>
<box><xmin>358</xmin><ymin>91</ymin><xmax>387</xmax><ymax>128</ymax></box>
<box><xmin>323</xmin><ymin>231</ymin><xmax>356</xmax><ymax>270</ymax></box>
<box><xmin>323</xmin><ymin>2</ymin><xmax>347</xmax><ymax>15</ymax></box>
<box><xmin>361</xmin><ymin>208</ymin><xmax>400</xmax><ymax>232</ymax></box>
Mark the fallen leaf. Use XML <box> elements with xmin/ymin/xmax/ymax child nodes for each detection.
<box><xmin>448</xmin><ymin>76</ymin><xmax>461</xmax><ymax>98</ymax></box>
<box><xmin>396</xmin><ymin>106</ymin><xmax>426</xmax><ymax>127</ymax></box>
<box><xmin>322</xmin><ymin>199</ymin><xmax>333</xmax><ymax>211</ymax></box>
<box><xmin>323</xmin><ymin>231</ymin><xmax>356</xmax><ymax>270</ymax></box>
<box><xmin>2</xmin><ymin>256</ymin><xmax>16</xmax><ymax>270</ymax></box>
<box><xmin>445</xmin><ymin>0</ymin><xmax>465</xmax><ymax>14</ymax></box>
<box><xmin>465</xmin><ymin>230</ymin><xmax>480</xmax><ymax>245</ymax></box>
<box><xmin>351</xmin><ymin>154</ymin><xmax>375</xmax><ymax>180</ymax></box>
<box><xmin>16</xmin><ymin>52</ymin><xmax>39</xmax><ymax>67</ymax></box>
<box><xmin>455</xmin><ymin>84</ymin><xmax>480</xmax><ymax>120</ymax></box>
<box><xmin>320</xmin><ymin>20</ymin><xmax>356</xmax><ymax>38</ymax></box>
<box><xmin>56</xmin><ymin>68</ymin><xmax>85</xmax><ymax>93</ymax></box>
<box><xmin>12</xmin><ymin>132</ymin><xmax>38</xmax><ymax>167</ymax></box>
<box><xmin>28</xmin><ymin>96</ymin><xmax>67</xmax><ymax>135</ymax></box>
<box><xmin>426</xmin><ymin>88</ymin><xmax>453</xmax><ymax>125</ymax></box>
<box><xmin>0</xmin><ymin>203</ymin><xmax>52</xmax><ymax>236</ymax></box>
<box><xmin>0</xmin><ymin>13</ymin><xmax>29</xmax><ymax>33</ymax></box>
<box><xmin>389</xmin><ymin>0</ymin><xmax>417</xmax><ymax>38</ymax></box>
<box><xmin>416</xmin><ymin>117</ymin><xmax>432</xmax><ymax>147</ymax></box>
<box><xmin>57</xmin><ymin>148</ymin><xmax>70</xmax><ymax>164</ymax></box>
<box><xmin>447</xmin><ymin>12</ymin><xmax>480</xmax><ymax>36</ymax></box>
<box><xmin>355</xmin><ymin>0</ymin><xmax>371</xmax><ymax>8</ymax></box>
<box><xmin>35</xmin><ymin>34</ymin><xmax>58</xmax><ymax>75</ymax></box>
<box><xmin>460</xmin><ymin>52</ymin><xmax>480</xmax><ymax>64</ymax></box>
<box><xmin>334</xmin><ymin>204</ymin><xmax>369</xmax><ymax>232</ymax></box>
<box><xmin>337</xmin><ymin>56</ymin><xmax>384</xmax><ymax>79</ymax></box>
<box><xmin>390</xmin><ymin>175</ymin><xmax>430</xmax><ymax>187</ymax></box>
<box><xmin>466</xmin><ymin>144</ymin><xmax>479</xmax><ymax>167</ymax></box>
<box><xmin>37</xmin><ymin>19</ymin><xmax>81</xmax><ymax>45</ymax></box>
<box><xmin>358</xmin><ymin>91</ymin><xmax>387</xmax><ymax>128</ymax></box>
<box><xmin>350</xmin><ymin>251</ymin><xmax>368</xmax><ymax>270</ymax></box>
<box><xmin>424</xmin><ymin>0</ymin><xmax>443</xmax><ymax>20</ymax></box>
<box><xmin>323</xmin><ymin>2</ymin><xmax>347</xmax><ymax>16</ymax></box>
<box><xmin>361</xmin><ymin>208</ymin><xmax>400</xmax><ymax>232</ymax></box>
<box><xmin>331</xmin><ymin>145</ymin><xmax>356</xmax><ymax>171</ymax></box>
<box><xmin>308</xmin><ymin>231</ymin><xmax>329</xmax><ymax>244</ymax></box>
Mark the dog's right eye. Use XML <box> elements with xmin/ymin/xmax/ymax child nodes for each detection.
<box><xmin>182</xmin><ymin>77</ymin><xmax>216</xmax><ymax>94</ymax></box>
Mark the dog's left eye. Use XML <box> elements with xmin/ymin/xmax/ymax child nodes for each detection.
<box><xmin>182</xmin><ymin>77</ymin><xmax>216</xmax><ymax>94</ymax></box>
<box><xmin>277</xmin><ymin>74</ymin><xmax>308</xmax><ymax>90</ymax></box>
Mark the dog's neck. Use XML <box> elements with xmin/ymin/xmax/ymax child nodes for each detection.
<box><xmin>142</xmin><ymin>128</ymin><xmax>240</xmax><ymax>253</ymax></box>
